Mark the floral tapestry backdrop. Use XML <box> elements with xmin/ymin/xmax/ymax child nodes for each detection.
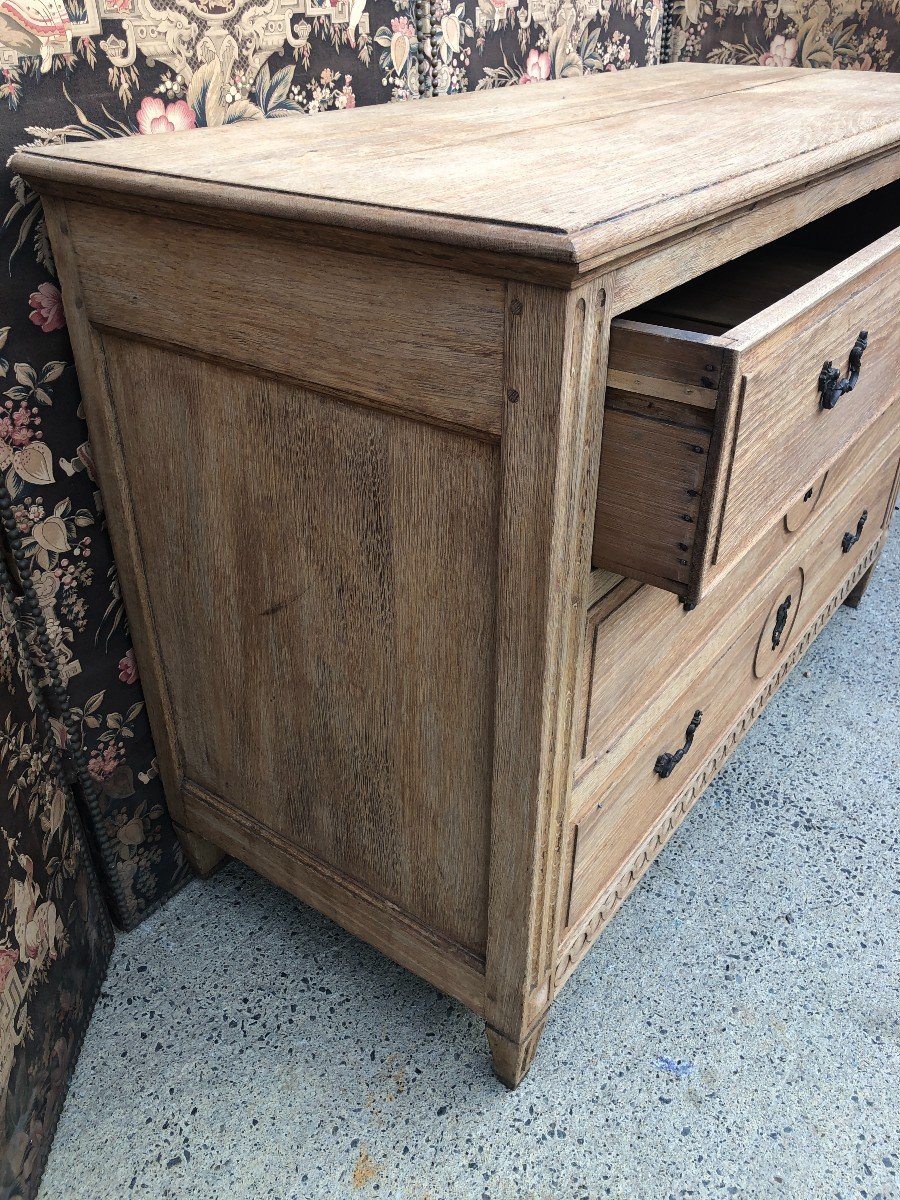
<box><xmin>670</xmin><ymin>0</ymin><xmax>899</xmax><ymax>71</ymax></box>
<box><xmin>426</xmin><ymin>0</ymin><xmax>662</xmax><ymax>92</ymax></box>
<box><xmin>0</xmin><ymin>557</ymin><xmax>113</xmax><ymax>1200</ymax></box>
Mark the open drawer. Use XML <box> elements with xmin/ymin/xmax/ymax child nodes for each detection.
<box><xmin>593</xmin><ymin>181</ymin><xmax>900</xmax><ymax>606</ymax></box>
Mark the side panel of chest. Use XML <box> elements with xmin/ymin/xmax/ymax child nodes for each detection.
<box><xmin>44</xmin><ymin>199</ymin><xmax>514</xmax><ymax>1000</ymax></box>
<box><xmin>98</xmin><ymin>333</ymin><xmax>501</xmax><ymax>960</ymax></box>
<box><xmin>64</xmin><ymin>201</ymin><xmax>507</xmax><ymax>439</ymax></box>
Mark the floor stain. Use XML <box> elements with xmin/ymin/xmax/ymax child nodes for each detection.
<box><xmin>352</xmin><ymin>1147</ymin><xmax>379</xmax><ymax>1190</ymax></box>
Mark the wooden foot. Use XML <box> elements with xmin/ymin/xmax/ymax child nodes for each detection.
<box><xmin>173</xmin><ymin>821</ymin><xmax>227</xmax><ymax>877</ymax></box>
<box><xmin>843</xmin><ymin>558</ymin><xmax>879</xmax><ymax>609</ymax></box>
<box><xmin>486</xmin><ymin>1016</ymin><xmax>548</xmax><ymax>1089</ymax></box>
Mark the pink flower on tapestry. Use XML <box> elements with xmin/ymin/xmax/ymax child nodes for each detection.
<box><xmin>759</xmin><ymin>35</ymin><xmax>798</xmax><ymax>68</ymax></box>
<box><xmin>136</xmin><ymin>96</ymin><xmax>196</xmax><ymax>135</ymax></box>
<box><xmin>390</xmin><ymin>15</ymin><xmax>415</xmax><ymax>37</ymax></box>
<box><xmin>28</xmin><ymin>282</ymin><xmax>65</xmax><ymax>333</ymax></box>
<box><xmin>87</xmin><ymin>742</ymin><xmax>123</xmax><ymax>783</ymax></box>
<box><xmin>520</xmin><ymin>49</ymin><xmax>551</xmax><ymax>84</ymax></box>
<box><xmin>0</xmin><ymin>947</ymin><xmax>17</xmax><ymax>990</ymax></box>
<box><xmin>118</xmin><ymin>648</ymin><xmax>139</xmax><ymax>684</ymax></box>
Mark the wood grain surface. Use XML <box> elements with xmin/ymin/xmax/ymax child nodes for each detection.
<box><xmin>25</xmin><ymin>69</ymin><xmax>900</xmax><ymax>1087</ymax></box>
<box><xmin>14</xmin><ymin>66</ymin><xmax>900</xmax><ymax>274</ymax></box>
<box><xmin>579</xmin><ymin>400</ymin><xmax>900</xmax><ymax>803</ymax></box>
<box><xmin>484</xmin><ymin>277</ymin><xmax>610</xmax><ymax>1085</ymax></box>
<box><xmin>66</xmin><ymin>202</ymin><xmax>506</xmax><ymax>438</ymax></box>
<box><xmin>569</xmin><ymin>436</ymin><xmax>899</xmax><ymax>926</ymax></box>
<box><xmin>593</xmin><ymin>208</ymin><xmax>900</xmax><ymax>603</ymax></box>
<box><xmin>101</xmin><ymin>333</ymin><xmax>500</xmax><ymax>956</ymax></box>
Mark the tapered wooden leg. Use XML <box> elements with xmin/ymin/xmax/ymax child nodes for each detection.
<box><xmin>173</xmin><ymin>821</ymin><xmax>227</xmax><ymax>877</ymax></box>
<box><xmin>486</xmin><ymin>1015</ymin><xmax>549</xmax><ymax>1089</ymax></box>
<box><xmin>843</xmin><ymin>557</ymin><xmax>879</xmax><ymax>609</ymax></box>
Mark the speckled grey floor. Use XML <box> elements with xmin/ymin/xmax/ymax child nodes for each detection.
<box><xmin>41</xmin><ymin>533</ymin><xmax>899</xmax><ymax>1200</ymax></box>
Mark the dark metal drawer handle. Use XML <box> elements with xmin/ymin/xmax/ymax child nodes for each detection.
<box><xmin>818</xmin><ymin>331</ymin><xmax>868</xmax><ymax>410</ymax></box>
<box><xmin>654</xmin><ymin>710</ymin><xmax>703</xmax><ymax>779</ymax></box>
<box><xmin>842</xmin><ymin>509</ymin><xmax>867</xmax><ymax>554</ymax></box>
<box><xmin>772</xmin><ymin>593</ymin><xmax>792</xmax><ymax>649</ymax></box>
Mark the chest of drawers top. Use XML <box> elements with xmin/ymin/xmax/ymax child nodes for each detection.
<box><xmin>15</xmin><ymin>64</ymin><xmax>900</xmax><ymax>283</ymax></box>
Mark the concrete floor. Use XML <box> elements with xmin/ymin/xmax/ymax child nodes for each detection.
<box><xmin>41</xmin><ymin>533</ymin><xmax>899</xmax><ymax>1200</ymax></box>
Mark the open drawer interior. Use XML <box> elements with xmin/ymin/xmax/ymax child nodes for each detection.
<box><xmin>593</xmin><ymin>180</ymin><xmax>900</xmax><ymax>605</ymax></box>
<box><xmin>627</xmin><ymin>182</ymin><xmax>900</xmax><ymax>335</ymax></box>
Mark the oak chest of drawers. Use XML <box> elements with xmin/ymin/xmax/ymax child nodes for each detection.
<box><xmin>15</xmin><ymin>64</ymin><xmax>900</xmax><ymax>1087</ymax></box>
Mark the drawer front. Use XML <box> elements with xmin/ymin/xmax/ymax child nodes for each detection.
<box><xmin>579</xmin><ymin>401</ymin><xmax>899</xmax><ymax>788</ymax></box>
<box><xmin>594</xmin><ymin>223</ymin><xmax>900</xmax><ymax>604</ymax></box>
<box><xmin>783</xmin><ymin>472</ymin><xmax>828</xmax><ymax>533</ymax></box>
<box><xmin>570</xmin><ymin>445</ymin><xmax>898</xmax><ymax>929</ymax></box>
<box><xmin>714</xmin><ymin>226</ymin><xmax>900</xmax><ymax>577</ymax></box>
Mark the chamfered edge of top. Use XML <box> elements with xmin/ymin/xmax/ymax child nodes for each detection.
<box><xmin>11</xmin><ymin>64</ymin><xmax>900</xmax><ymax>274</ymax></box>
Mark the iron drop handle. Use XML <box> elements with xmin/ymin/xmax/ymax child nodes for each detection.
<box><xmin>819</xmin><ymin>331</ymin><xmax>868</xmax><ymax>410</ymax></box>
<box><xmin>654</xmin><ymin>710</ymin><xmax>703</xmax><ymax>779</ymax></box>
<box><xmin>771</xmin><ymin>593</ymin><xmax>792</xmax><ymax>649</ymax></box>
<box><xmin>842</xmin><ymin>509</ymin><xmax>867</xmax><ymax>554</ymax></box>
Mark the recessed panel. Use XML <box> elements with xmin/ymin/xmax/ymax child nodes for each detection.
<box><xmin>101</xmin><ymin>333</ymin><xmax>499</xmax><ymax>955</ymax></box>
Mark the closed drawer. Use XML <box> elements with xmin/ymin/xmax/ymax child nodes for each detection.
<box><xmin>579</xmin><ymin>400</ymin><xmax>900</xmax><ymax>788</ymax></box>
<box><xmin>593</xmin><ymin>180</ymin><xmax>900</xmax><ymax>606</ymax></box>
<box><xmin>570</xmin><ymin>443</ymin><xmax>899</xmax><ymax>928</ymax></box>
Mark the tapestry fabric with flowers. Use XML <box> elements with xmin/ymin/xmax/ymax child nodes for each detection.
<box><xmin>423</xmin><ymin>0</ymin><xmax>663</xmax><ymax>91</ymax></box>
<box><xmin>0</xmin><ymin>557</ymin><xmax>113</xmax><ymax>1200</ymax></box>
<box><xmin>670</xmin><ymin>0</ymin><xmax>899</xmax><ymax>71</ymax></box>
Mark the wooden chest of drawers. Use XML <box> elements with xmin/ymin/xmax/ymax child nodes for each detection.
<box><xmin>15</xmin><ymin>64</ymin><xmax>900</xmax><ymax>1088</ymax></box>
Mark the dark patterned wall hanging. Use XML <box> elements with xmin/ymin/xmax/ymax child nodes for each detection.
<box><xmin>0</xmin><ymin>553</ymin><xmax>113</xmax><ymax>1200</ymax></box>
<box><xmin>669</xmin><ymin>0</ymin><xmax>899</xmax><ymax>71</ymax></box>
<box><xmin>423</xmin><ymin>0</ymin><xmax>662</xmax><ymax>92</ymax></box>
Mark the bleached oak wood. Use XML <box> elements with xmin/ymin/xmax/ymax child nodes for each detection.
<box><xmin>101</xmin><ymin>331</ymin><xmax>499</xmax><ymax>956</ymax></box>
<box><xmin>568</xmin><ymin>442</ymin><xmax>898</xmax><ymax>928</ymax></box>
<box><xmin>65</xmin><ymin>202</ymin><xmax>507</xmax><ymax>438</ymax></box>
<box><xmin>171</xmin><ymin>821</ymin><xmax>227</xmax><ymax>878</ymax></box>
<box><xmin>610</xmin><ymin>147</ymin><xmax>900</xmax><ymax>312</ymax></box>
<box><xmin>484</xmin><ymin>278</ymin><xmax>609</xmax><ymax>1085</ymax></box>
<box><xmin>13</xmin><ymin>66</ymin><xmax>900</xmax><ymax>281</ymax></box>
<box><xmin>18</xmin><ymin>67</ymin><xmax>900</xmax><ymax>1088</ymax></box>
<box><xmin>182</xmin><ymin>780</ymin><xmax>488</xmax><ymax>1014</ymax></box>
<box><xmin>594</xmin><ymin>207</ymin><xmax>900</xmax><ymax>603</ymax></box>
<box><xmin>578</xmin><ymin>404</ymin><xmax>900</xmax><ymax>801</ymax></box>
